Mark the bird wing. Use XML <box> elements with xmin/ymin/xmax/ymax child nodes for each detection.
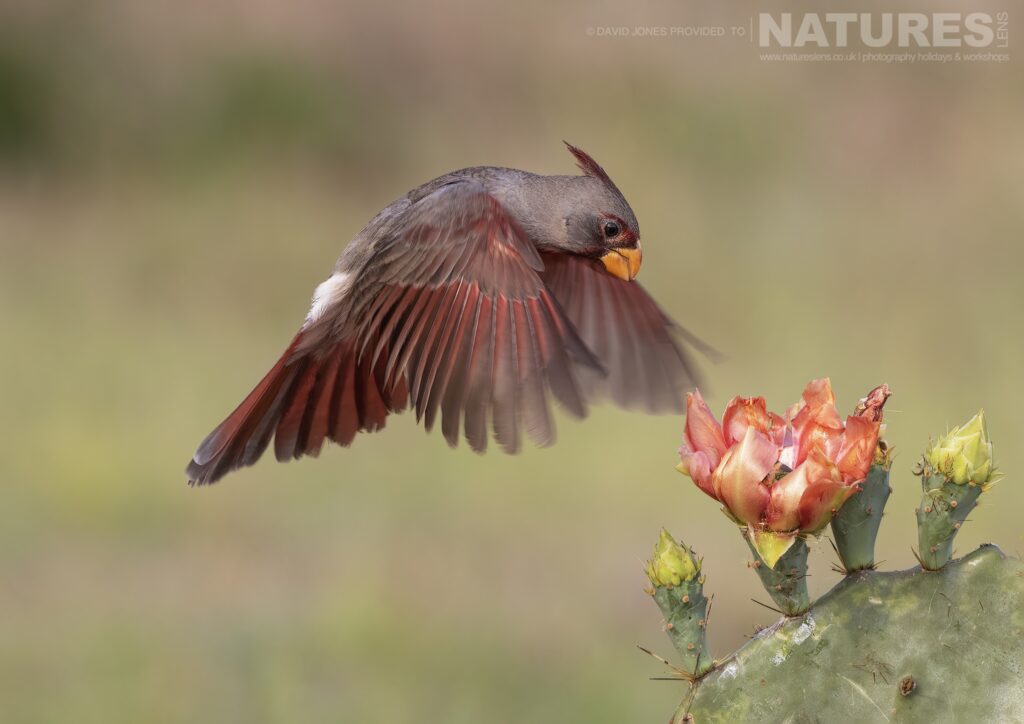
<box><xmin>538</xmin><ymin>252</ymin><xmax>710</xmax><ymax>415</ymax></box>
<box><xmin>186</xmin><ymin>181</ymin><xmax>603</xmax><ymax>485</ymax></box>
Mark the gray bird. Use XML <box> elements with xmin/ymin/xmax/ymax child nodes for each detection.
<box><xmin>186</xmin><ymin>143</ymin><xmax>710</xmax><ymax>485</ymax></box>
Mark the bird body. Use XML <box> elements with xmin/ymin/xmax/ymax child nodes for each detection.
<box><xmin>187</xmin><ymin>144</ymin><xmax>705</xmax><ymax>485</ymax></box>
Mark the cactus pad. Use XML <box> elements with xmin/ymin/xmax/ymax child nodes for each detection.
<box><xmin>672</xmin><ymin>545</ymin><xmax>1024</xmax><ymax>723</ymax></box>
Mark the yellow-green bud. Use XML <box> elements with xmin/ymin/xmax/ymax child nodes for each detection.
<box><xmin>926</xmin><ymin>410</ymin><xmax>997</xmax><ymax>486</ymax></box>
<box><xmin>645</xmin><ymin>529</ymin><xmax>699</xmax><ymax>587</ymax></box>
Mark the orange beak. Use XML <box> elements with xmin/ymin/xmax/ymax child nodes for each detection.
<box><xmin>600</xmin><ymin>244</ymin><xmax>642</xmax><ymax>281</ymax></box>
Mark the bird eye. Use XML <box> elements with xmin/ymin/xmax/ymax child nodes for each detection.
<box><xmin>602</xmin><ymin>220</ymin><xmax>620</xmax><ymax>239</ymax></box>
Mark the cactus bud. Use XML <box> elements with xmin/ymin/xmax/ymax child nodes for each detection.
<box><xmin>916</xmin><ymin>410</ymin><xmax>999</xmax><ymax>570</ymax></box>
<box><xmin>643</xmin><ymin>530</ymin><xmax>713</xmax><ymax>679</ymax></box>
<box><xmin>926</xmin><ymin>410</ymin><xmax>997</xmax><ymax>487</ymax></box>
<box><xmin>646</xmin><ymin>529</ymin><xmax>700</xmax><ymax>587</ymax></box>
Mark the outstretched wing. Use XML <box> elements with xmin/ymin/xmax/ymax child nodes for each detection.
<box><xmin>185</xmin><ymin>181</ymin><xmax>602</xmax><ymax>485</ymax></box>
<box><xmin>539</xmin><ymin>252</ymin><xmax>708</xmax><ymax>415</ymax></box>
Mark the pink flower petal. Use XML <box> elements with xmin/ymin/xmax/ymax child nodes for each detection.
<box><xmin>685</xmin><ymin>389</ymin><xmax>728</xmax><ymax>469</ymax></box>
<box><xmin>722</xmin><ymin>396</ymin><xmax>788</xmax><ymax>447</ymax></box>
<box><xmin>679</xmin><ymin>449</ymin><xmax>717</xmax><ymax>500</ymax></box>
<box><xmin>765</xmin><ymin>463</ymin><xmax>810</xmax><ymax>532</ymax></box>
<box><xmin>712</xmin><ymin>427</ymin><xmax>776</xmax><ymax>526</ymax></box>
<box><xmin>791</xmin><ymin>378</ymin><xmax>845</xmax><ymax>466</ymax></box>
<box><xmin>836</xmin><ymin>415</ymin><xmax>881</xmax><ymax>483</ymax></box>
<box><xmin>797</xmin><ymin>480</ymin><xmax>858</xmax><ymax>533</ymax></box>
<box><xmin>802</xmin><ymin>378</ymin><xmax>836</xmax><ymax>408</ymax></box>
<box><xmin>796</xmin><ymin>423</ymin><xmax>844</xmax><ymax>465</ymax></box>
<box><xmin>766</xmin><ymin>448</ymin><xmax>845</xmax><ymax>532</ymax></box>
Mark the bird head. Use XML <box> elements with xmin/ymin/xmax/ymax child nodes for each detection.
<box><xmin>561</xmin><ymin>143</ymin><xmax>642</xmax><ymax>281</ymax></box>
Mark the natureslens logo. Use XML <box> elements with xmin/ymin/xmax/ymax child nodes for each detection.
<box><xmin>582</xmin><ymin>12</ymin><xmax>1010</xmax><ymax>63</ymax></box>
<box><xmin>758</xmin><ymin>12</ymin><xmax>1008</xmax><ymax>49</ymax></box>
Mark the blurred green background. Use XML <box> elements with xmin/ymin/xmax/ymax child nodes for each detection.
<box><xmin>1</xmin><ymin>1</ymin><xmax>1021</xmax><ymax>722</ymax></box>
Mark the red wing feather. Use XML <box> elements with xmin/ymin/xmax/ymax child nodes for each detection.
<box><xmin>185</xmin><ymin>180</ymin><xmax>605</xmax><ymax>485</ymax></box>
<box><xmin>539</xmin><ymin>252</ymin><xmax>704</xmax><ymax>414</ymax></box>
<box><xmin>186</xmin><ymin>333</ymin><xmax>411</xmax><ymax>485</ymax></box>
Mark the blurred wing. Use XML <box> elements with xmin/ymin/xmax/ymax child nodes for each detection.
<box><xmin>186</xmin><ymin>181</ymin><xmax>602</xmax><ymax>485</ymax></box>
<box><xmin>539</xmin><ymin>252</ymin><xmax>705</xmax><ymax>414</ymax></box>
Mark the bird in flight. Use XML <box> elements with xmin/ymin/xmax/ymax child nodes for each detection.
<box><xmin>186</xmin><ymin>143</ymin><xmax>711</xmax><ymax>485</ymax></box>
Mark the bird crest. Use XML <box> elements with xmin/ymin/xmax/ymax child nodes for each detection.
<box><xmin>564</xmin><ymin>141</ymin><xmax>623</xmax><ymax>196</ymax></box>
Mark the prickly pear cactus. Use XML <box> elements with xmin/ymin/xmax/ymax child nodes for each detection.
<box><xmin>673</xmin><ymin>545</ymin><xmax>1024</xmax><ymax>723</ymax></box>
<box><xmin>649</xmin><ymin>385</ymin><xmax>1022</xmax><ymax>722</ymax></box>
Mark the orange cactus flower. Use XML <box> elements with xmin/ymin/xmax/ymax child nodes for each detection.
<box><xmin>678</xmin><ymin>380</ymin><xmax>883</xmax><ymax>546</ymax></box>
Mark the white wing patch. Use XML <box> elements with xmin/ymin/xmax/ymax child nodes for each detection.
<box><xmin>306</xmin><ymin>271</ymin><xmax>352</xmax><ymax>323</ymax></box>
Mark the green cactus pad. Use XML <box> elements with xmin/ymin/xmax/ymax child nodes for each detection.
<box><xmin>743</xmin><ymin>533</ymin><xmax>810</xmax><ymax>616</ymax></box>
<box><xmin>651</xmin><ymin>577</ymin><xmax>714</xmax><ymax>679</ymax></box>
<box><xmin>916</xmin><ymin>472</ymin><xmax>983</xmax><ymax>570</ymax></box>
<box><xmin>831</xmin><ymin>463</ymin><xmax>892</xmax><ymax>572</ymax></box>
<box><xmin>672</xmin><ymin>545</ymin><xmax>1024</xmax><ymax>723</ymax></box>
